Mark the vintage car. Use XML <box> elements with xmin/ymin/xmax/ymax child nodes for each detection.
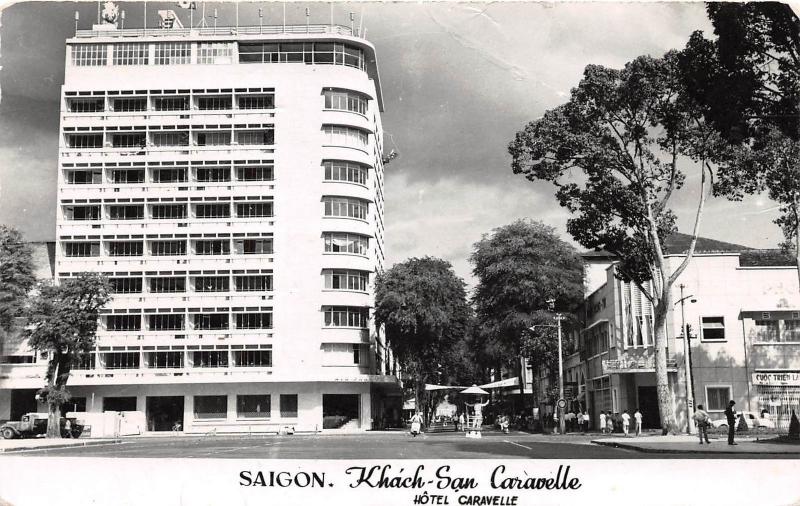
<box><xmin>710</xmin><ymin>411</ymin><xmax>777</xmax><ymax>431</ymax></box>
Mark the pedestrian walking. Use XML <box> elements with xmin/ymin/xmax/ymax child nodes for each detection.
<box><xmin>634</xmin><ymin>408</ymin><xmax>643</xmax><ymax>437</ymax></box>
<box><xmin>693</xmin><ymin>404</ymin><xmax>711</xmax><ymax>444</ymax></box>
<box><xmin>410</xmin><ymin>411</ymin><xmax>423</xmax><ymax>437</ymax></box>
<box><xmin>458</xmin><ymin>412</ymin><xmax>465</xmax><ymax>432</ymax></box>
<box><xmin>621</xmin><ymin>410</ymin><xmax>631</xmax><ymax>436</ymax></box>
<box><xmin>583</xmin><ymin>410</ymin><xmax>590</xmax><ymax>432</ymax></box>
<box><xmin>552</xmin><ymin>410</ymin><xmax>559</xmax><ymax>433</ymax></box>
<box><xmin>607</xmin><ymin>412</ymin><xmax>614</xmax><ymax>433</ymax></box>
<box><xmin>577</xmin><ymin>411</ymin><xmax>585</xmax><ymax>432</ymax></box>
<box><xmin>724</xmin><ymin>400</ymin><xmax>737</xmax><ymax>445</ymax></box>
<box><xmin>599</xmin><ymin>411</ymin><xmax>607</xmax><ymax>434</ymax></box>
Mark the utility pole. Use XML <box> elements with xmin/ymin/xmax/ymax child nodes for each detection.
<box><xmin>677</xmin><ymin>283</ymin><xmax>696</xmax><ymax>434</ymax></box>
<box><xmin>556</xmin><ymin>312</ymin><xmax>565</xmax><ymax>436</ymax></box>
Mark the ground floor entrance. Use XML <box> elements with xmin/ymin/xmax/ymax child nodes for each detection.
<box><xmin>636</xmin><ymin>386</ymin><xmax>660</xmax><ymax>429</ymax></box>
<box><xmin>322</xmin><ymin>394</ymin><xmax>360</xmax><ymax>429</ymax></box>
<box><xmin>146</xmin><ymin>396</ymin><xmax>184</xmax><ymax>431</ymax></box>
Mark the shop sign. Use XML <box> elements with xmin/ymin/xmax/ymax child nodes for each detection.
<box><xmin>752</xmin><ymin>372</ymin><xmax>800</xmax><ymax>386</ymax></box>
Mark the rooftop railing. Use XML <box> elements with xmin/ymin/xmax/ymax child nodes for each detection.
<box><xmin>75</xmin><ymin>23</ymin><xmax>358</xmax><ymax>39</ymax></box>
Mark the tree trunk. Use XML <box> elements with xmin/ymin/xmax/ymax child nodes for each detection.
<box><xmin>653</xmin><ymin>297</ymin><xmax>678</xmax><ymax>435</ymax></box>
<box><xmin>46</xmin><ymin>398</ymin><xmax>61</xmax><ymax>439</ymax></box>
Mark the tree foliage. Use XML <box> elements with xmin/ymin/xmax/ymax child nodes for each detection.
<box><xmin>680</xmin><ymin>3</ymin><xmax>800</xmax><ymax>285</ymax></box>
<box><xmin>0</xmin><ymin>226</ymin><xmax>36</xmax><ymax>333</ymax></box>
<box><xmin>24</xmin><ymin>272</ymin><xmax>111</xmax><ymax>437</ymax></box>
<box><xmin>470</xmin><ymin>219</ymin><xmax>584</xmax><ymax>372</ymax></box>
<box><xmin>508</xmin><ymin>53</ymin><xmax>723</xmax><ymax>432</ymax></box>
<box><xmin>374</xmin><ymin>257</ymin><xmax>473</xmax><ymax>418</ymax></box>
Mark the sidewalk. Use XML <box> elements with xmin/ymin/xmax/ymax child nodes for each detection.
<box><xmin>592</xmin><ymin>433</ymin><xmax>800</xmax><ymax>454</ymax></box>
<box><xmin>0</xmin><ymin>437</ymin><xmax>121</xmax><ymax>453</ymax></box>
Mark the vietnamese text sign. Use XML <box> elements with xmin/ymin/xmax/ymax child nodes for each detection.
<box><xmin>752</xmin><ymin>372</ymin><xmax>800</xmax><ymax>386</ymax></box>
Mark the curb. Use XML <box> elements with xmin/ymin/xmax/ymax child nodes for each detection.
<box><xmin>592</xmin><ymin>439</ymin><xmax>800</xmax><ymax>455</ymax></box>
<box><xmin>0</xmin><ymin>439</ymin><xmax>122</xmax><ymax>453</ymax></box>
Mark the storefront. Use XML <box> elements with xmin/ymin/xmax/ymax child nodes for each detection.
<box><xmin>753</xmin><ymin>371</ymin><xmax>800</xmax><ymax>429</ymax></box>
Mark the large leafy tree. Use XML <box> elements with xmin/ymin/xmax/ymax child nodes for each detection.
<box><xmin>470</xmin><ymin>220</ymin><xmax>584</xmax><ymax>410</ymax></box>
<box><xmin>0</xmin><ymin>226</ymin><xmax>36</xmax><ymax>337</ymax></box>
<box><xmin>508</xmin><ymin>54</ymin><xmax>725</xmax><ymax>433</ymax></box>
<box><xmin>374</xmin><ymin>257</ymin><xmax>473</xmax><ymax>422</ymax></box>
<box><xmin>680</xmin><ymin>3</ymin><xmax>800</xmax><ymax>286</ymax></box>
<box><xmin>24</xmin><ymin>273</ymin><xmax>111</xmax><ymax>438</ymax></box>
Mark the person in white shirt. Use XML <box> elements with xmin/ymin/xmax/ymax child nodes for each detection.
<box><xmin>621</xmin><ymin>409</ymin><xmax>631</xmax><ymax>436</ymax></box>
<box><xmin>599</xmin><ymin>411</ymin><xmax>607</xmax><ymax>434</ymax></box>
<box><xmin>584</xmin><ymin>410</ymin><xmax>591</xmax><ymax>431</ymax></box>
<box><xmin>577</xmin><ymin>412</ymin><xmax>585</xmax><ymax>432</ymax></box>
<box><xmin>634</xmin><ymin>409</ymin><xmax>643</xmax><ymax>436</ymax></box>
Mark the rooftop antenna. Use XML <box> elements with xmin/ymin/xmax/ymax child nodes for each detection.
<box><xmin>143</xmin><ymin>1</ymin><xmax>147</xmax><ymax>29</ymax></box>
<box><xmin>121</xmin><ymin>9</ymin><xmax>125</xmax><ymax>29</ymax></box>
<box><xmin>349</xmin><ymin>12</ymin><xmax>354</xmax><ymax>34</ymax></box>
<box><xmin>96</xmin><ymin>1</ymin><xmax>101</xmax><ymax>24</ymax></box>
<box><xmin>358</xmin><ymin>8</ymin><xmax>364</xmax><ymax>37</ymax></box>
<box><xmin>74</xmin><ymin>10</ymin><xmax>79</xmax><ymax>34</ymax></box>
<box><xmin>213</xmin><ymin>8</ymin><xmax>217</xmax><ymax>33</ymax></box>
<box><xmin>258</xmin><ymin>8</ymin><xmax>263</xmax><ymax>34</ymax></box>
<box><xmin>305</xmin><ymin>7</ymin><xmax>309</xmax><ymax>33</ymax></box>
<box><xmin>200</xmin><ymin>2</ymin><xmax>207</xmax><ymax>28</ymax></box>
<box><xmin>235</xmin><ymin>2</ymin><xmax>239</xmax><ymax>31</ymax></box>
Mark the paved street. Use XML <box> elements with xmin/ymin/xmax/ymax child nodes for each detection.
<box><xmin>4</xmin><ymin>431</ymin><xmax>797</xmax><ymax>459</ymax></box>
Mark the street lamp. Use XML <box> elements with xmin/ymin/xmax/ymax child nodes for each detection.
<box><xmin>676</xmin><ymin>284</ymin><xmax>697</xmax><ymax>434</ymax></box>
<box><xmin>547</xmin><ymin>298</ymin><xmax>565</xmax><ymax>435</ymax></box>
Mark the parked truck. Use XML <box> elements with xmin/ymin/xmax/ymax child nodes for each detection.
<box><xmin>1</xmin><ymin>413</ymin><xmax>83</xmax><ymax>439</ymax></box>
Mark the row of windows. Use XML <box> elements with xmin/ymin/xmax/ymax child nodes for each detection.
<box><xmin>63</xmin><ymin>202</ymin><xmax>273</xmax><ymax>221</ymax></box>
<box><xmin>62</xmin><ymin>197</ymin><xmax>370</xmax><ymax>223</ymax></box>
<box><xmin>323</xmin><ymin>196</ymin><xmax>369</xmax><ymax>220</ymax></box>
<box><xmin>72</xmin><ymin>42</ymin><xmax>233</xmax><ymax>66</ymax></box>
<box><xmin>67</xmin><ymin>94</ymin><xmax>275</xmax><ymax>113</ymax></box>
<box><xmin>71</xmin><ymin>40</ymin><xmax>365</xmax><ymax>70</ymax></box>
<box><xmin>323</xmin><ymin>89</ymin><xmax>368</xmax><ymax>115</ymax></box>
<box><xmin>105</xmin><ymin>313</ymin><xmax>273</xmax><ymax>331</ymax></box>
<box><xmin>65</xmin><ymin>130</ymin><xmax>274</xmax><ymax>149</ymax></box>
<box><xmin>323</xmin><ymin>232</ymin><xmax>369</xmax><ymax>256</ymax></box>
<box><xmin>107</xmin><ymin>274</ymin><xmax>273</xmax><ymax>294</ymax></box>
<box><xmin>64</xmin><ymin>239</ymin><xmax>273</xmax><ymax>258</ymax></box>
<box><xmin>322</xmin><ymin>125</ymin><xmax>369</xmax><ymax>150</ymax></box>
<box><xmin>64</xmin><ymin>165</ymin><xmax>274</xmax><ymax>184</ymax></box>
<box><xmin>323</xmin><ymin>161</ymin><xmax>369</xmax><ymax>185</ymax></box>
<box><xmin>323</xmin><ymin>306</ymin><xmax>369</xmax><ymax>328</ymax></box>
<box><xmin>323</xmin><ymin>269</ymin><xmax>369</xmax><ymax>292</ymax></box>
<box><xmin>75</xmin><ymin>350</ymin><xmax>273</xmax><ymax>370</ymax></box>
<box><xmin>238</xmin><ymin>42</ymin><xmax>364</xmax><ymax>70</ymax></box>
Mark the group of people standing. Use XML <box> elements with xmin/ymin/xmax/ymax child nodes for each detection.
<box><xmin>599</xmin><ymin>409</ymin><xmax>644</xmax><ymax>436</ymax></box>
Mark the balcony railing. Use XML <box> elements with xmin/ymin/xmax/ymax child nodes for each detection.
<box><xmin>75</xmin><ymin>24</ymin><xmax>357</xmax><ymax>39</ymax></box>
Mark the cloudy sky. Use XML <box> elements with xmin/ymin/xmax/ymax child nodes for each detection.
<box><xmin>0</xmin><ymin>1</ymin><xmax>784</xmax><ymax>286</ymax></box>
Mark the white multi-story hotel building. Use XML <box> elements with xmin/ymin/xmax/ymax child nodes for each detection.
<box><xmin>0</xmin><ymin>17</ymin><xmax>401</xmax><ymax>433</ymax></box>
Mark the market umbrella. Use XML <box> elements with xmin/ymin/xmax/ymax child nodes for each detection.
<box><xmin>461</xmin><ymin>385</ymin><xmax>489</xmax><ymax>396</ymax></box>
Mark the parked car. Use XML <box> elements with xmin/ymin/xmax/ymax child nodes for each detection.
<box><xmin>1</xmin><ymin>413</ymin><xmax>83</xmax><ymax>439</ymax></box>
<box><xmin>710</xmin><ymin>411</ymin><xmax>776</xmax><ymax>431</ymax></box>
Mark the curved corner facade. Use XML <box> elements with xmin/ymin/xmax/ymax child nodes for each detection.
<box><xmin>1</xmin><ymin>25</ymin><xmax>399</xmax><ymax>433</ymax></box>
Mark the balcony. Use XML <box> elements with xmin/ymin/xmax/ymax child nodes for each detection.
<box><xmin>602</xmin><ymin>355</ymin><xmax>678</xmax><ymax>374</ymax></box>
